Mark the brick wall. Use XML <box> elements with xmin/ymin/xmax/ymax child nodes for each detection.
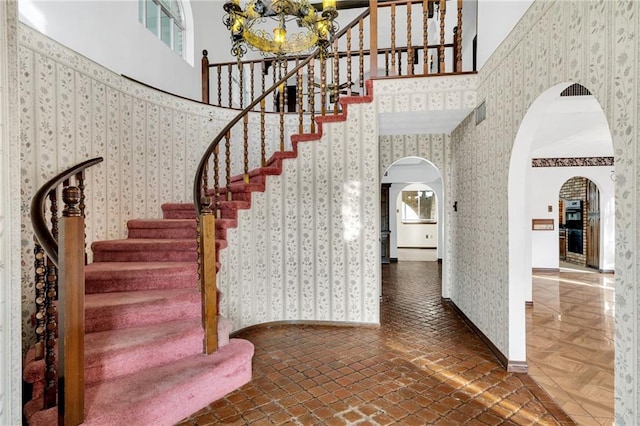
<box><xmin>559</xmin><ymin>177</ymin><xmax>587</xmax><ymax>266</ymax></box>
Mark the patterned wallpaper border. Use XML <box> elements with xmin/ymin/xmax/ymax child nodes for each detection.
<box><xmin>531</xmin><ymin>157</ymin><xmax>614</xmax><ymax>167</ymax></box>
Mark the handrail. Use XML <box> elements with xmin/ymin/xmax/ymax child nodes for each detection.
<box><xmin>193</xmin><ymin>8</ymin><xmax>372</xmax><ymax>215</ymax></box>
<box><xmin>30</xmin><ymin>157</ymin><xmax>104</xmax><ymax>266</ymax></box>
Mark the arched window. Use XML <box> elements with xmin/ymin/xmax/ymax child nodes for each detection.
<box><xmin>139</xmin><ymin>0</ymin><xmax>184</xmax><ymax>56</ymax></box>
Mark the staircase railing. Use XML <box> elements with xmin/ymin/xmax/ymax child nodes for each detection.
<box><xmin>31</xmin><ymin>157</ymin><xmax>104</xmax><ymax>426</ymax></box>
<box><xmin>194</xmin><ymin>0</ymin><xmax>472</xmax><ymax>353</ymax></box>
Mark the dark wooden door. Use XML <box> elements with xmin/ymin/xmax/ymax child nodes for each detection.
<box><xmin>586</xmin><ymin>180</ymin><xmax>600</xmax><ymax>269</ymax></box>
<box><xmin>381</xmin><ymin>184</ymin><xmax>391</xmax><ymax>264</ymax></box>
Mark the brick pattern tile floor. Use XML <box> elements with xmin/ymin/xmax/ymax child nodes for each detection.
<box><xmin>177</xmin><ymin>262</ymin><xmax>575</xmax><ymax>425</ymax></box>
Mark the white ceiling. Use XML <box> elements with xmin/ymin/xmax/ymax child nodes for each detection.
<box><xmin>378</xmin><ymin>95</ymin><xmax>613</xmax><ymax>159</ymax></box>
<box><xmin>529</xmin><ymin>96</ymin><xmax>613</xmax><ymax>158</ymax></box>
<box><xmin>378</xmin><ymin>109</ymin><xmax>473</xmax><ymax>136</ymax></box>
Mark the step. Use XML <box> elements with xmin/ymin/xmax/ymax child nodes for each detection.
<box><xmin>84</xmin><ymin>288</ymin><xmax>201</xmax><ymax>333</ymax></box>
<box><xmin>266</xmin><ymin>150</ymin><xmax>297</xmax><ymax>168</ymax></box>
<box><xmin>162</xmin><ymin>203</ymin><xmax>196</xmax><ymax>219</ymax></box>
<box><xmin>216</xmin><ymin>182</ymin><xmax>265</xmax><ymax>202</ymax></box>
<box><xmin>127</xmin><ymin>219</ymin><xmax>197</xmax><ymax>239</ymax></box>
<box><xmin>92</xmin><ymin>239</ymin><xmax>198</xmax><ymax>262</ymax></box>
<box><xmin>85</xmin><ymin>319</ymin><xmax>203</xmax><ymax>384</ymax></box>
<box><xmin>229</xmin><ymin>166</ymin><xmax>282</xmax><ymax>185</ymax></box>
<box><xmin>24</xmin><ymin>315</ymin><xmax>233</xmax><ymax>397</ymax></box>
<box><xmin>85</xmin><ymin>261</ymin><xmax>198</xmax><ymax>293</ymax></box>
<box><xmin>25</xmin><ymin>338</ymin><xmax>254</xmax><ymax>426</ymax></box>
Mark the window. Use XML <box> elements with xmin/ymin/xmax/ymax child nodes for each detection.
<box><xmin>139</xmin><ymin>0</ymin><xmax>184</xmax><ymax>56</ymax></box>
<box><xmin>401</xmin><ymin>190</ymin><xmax>437</xmax><ymax>223</ymax></box>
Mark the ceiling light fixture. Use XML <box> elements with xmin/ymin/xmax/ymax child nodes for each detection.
<box><xmin>223</xmin><ymin>0</ymin><xmax>339</xmax><ymax>61</ymax></box>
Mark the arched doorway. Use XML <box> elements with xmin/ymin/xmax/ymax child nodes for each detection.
<box><xmin>382</xmin><ymin>157</ymin><xmax>445</xmax><ymax>271</ymax></box>
<box><xmin>510</xmin><ymin>82</ymin><xmax>615</xmax><ymax>422</ymax></box>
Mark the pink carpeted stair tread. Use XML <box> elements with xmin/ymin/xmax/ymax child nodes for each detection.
<box><xmin>27</xmin><ymin>339</ymin><xmax>254</xmax><ymax>426</ymax></box>
<box><xmin>83</xmin><ymin>318</ymin><xmax>204</xmax><ymax>385</ymax></box>
<box><xmin>85</xmin><ymin>261</ymin><xmax>197</xmax><ymax>293</ymax></box>
<box><xmin>84</xmin><ymin>288</ymin><xmax>201</xmax><ymax>333</ymax></box>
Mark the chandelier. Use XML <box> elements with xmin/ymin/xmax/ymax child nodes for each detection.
<box><xmin>223</xmin><ymin>0</ymin><xmax>339</xmax><ymax>60</ymax></box>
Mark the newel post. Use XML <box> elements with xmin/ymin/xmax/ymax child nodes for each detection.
<box><xmin>202</xmin><ymin>50</ymin><xmax>210</xmax><ymax>104</ymax></box>
<box><xmin>58</xmin><ymin>186</ymin><xmax>85</xmax><ymax>426</ymax></box>
<box><xmin>199</xmin><ymin>196</ymin><xmax>218</xmax><ymax>354</ymax></box>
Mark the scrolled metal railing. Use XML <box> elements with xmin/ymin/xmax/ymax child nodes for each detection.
<box><xmin>31</xmin><ymin>156</ymin><xmax>103</xmax><ymax>426</ymax></box>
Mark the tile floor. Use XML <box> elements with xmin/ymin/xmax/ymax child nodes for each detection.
<box><xmin>178</xmin><ymin>261</ymin><xmax>575</xmax><ymax>425</ymax></box>
<box><xmin>527</xmin><ymin>266</ymin><xmax>614</xmax><ymax>425</ymax></box>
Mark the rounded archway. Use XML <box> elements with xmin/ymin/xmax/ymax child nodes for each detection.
<box><xmin>509</xmin><ymin>81</ymin><xmax>615</xmax><ymax>418</ymax></box>
<box><xmin>382</xmin><ymin>157</ymin><xmax>448</xmax><ymax>295</ymax></box>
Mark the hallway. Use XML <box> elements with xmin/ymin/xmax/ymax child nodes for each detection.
<box><xmin>527</xmin><ymin>266</ymin><xmax>614</xmax><ymax>425</ymax></box>
<box><xmin>178</xmin><ymin>261</ymin><xmax>573</xmax><ymax>425</ymax></box>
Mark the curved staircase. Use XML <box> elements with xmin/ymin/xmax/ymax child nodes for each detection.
<box><xmin>23</xmin><ymin>202</ymin><xmax>255</xmax><ymax>426</ymax></box>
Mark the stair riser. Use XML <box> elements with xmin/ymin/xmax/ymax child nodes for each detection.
<box><xmin>127</xmin><ymin>228</ymin><xmax>197</xmax><ymax>239</ymax></box>
<box><xmin>162</xmin><ymin>210</ymin><xmax>196</xmax><ymax>219</ymax></box>
<box><xmin>85</xmin><ymin>274</ymin><xmax>197</xmax><ymax>293</ymax></box>
<box><xmin>93</xmin><ymin>251</ymin><xmax>198</xmax><ymax>263</ymax></box>
<box><xmin>86</xmin><ymin>300</ymin><xmax>201</xmax><ymax>333</ymax></box>
<box><xmin>85</xmin><ymin>331</ymin><xmax>202</xmax><ymax>385</ymax></box>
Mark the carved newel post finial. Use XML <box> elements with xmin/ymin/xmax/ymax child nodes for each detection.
<box><xmin>62</xmin><ymin>186</ymin><xmax>82</xmax><ymax>217</ymax></box>
<box><xmin>201</xmin><ymin>195</ymin><xmax>213</xmax><ymax>215</ymax></box>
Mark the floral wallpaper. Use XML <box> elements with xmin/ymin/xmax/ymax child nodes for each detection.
<box><xmin>1</xmin><ymin>1</ymin><xmax>22</xmax><ymax>424</ymax></box>
<box><xmin>217</xmin><ymin>100</ymin><xmax>380</xmax><ymax>329</ymax></box>
<box><xmin>451</xmin><ymin>1</ymin><xmax>639</xmax><ymax>422</ymax></box>
<box><xmin>16</xmin><ymin>23</ymin><xmax>302</xmax><ymax>355</ymax></box>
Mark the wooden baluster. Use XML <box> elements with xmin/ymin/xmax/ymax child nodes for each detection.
<box><xmin>272</xmin><ymin>60</ymin><xmax>277</xmax><ymax>110</ymax></box>
<box><xmin>58</xmin><ymin>186</ymin><xmax>85</xmax><ymax>426</ymax></box>
<box><xmin>198</xmin><ymin>196</ymin><xmax>218</xmax><ymax>355</ymax></box>
<box><xmin>217</xmin><ymin>65</ymin><xmax>222</xmax><ymax>106</ymax></box>
<box><xmin>283</xmin><ymin>60</ymin><xmax>289</xmax><ymax>114</ymax></box>
<box><xmin>456</xmin><ymin>0</ymin><xmax>463</xmax><ymax>72</ymax></box>
<box><xmin>44</xmin><ymin>191</ymin><xmax>58</xmax><ymax>408</ymax></box>
<box><xmin>279</xmin><ymin>81</ymin><xmax>285</xmax><ymax>152</ymax></box>
<box><xmin>369</xmin><ymin>0</ymin><xmax>378</xmax><ymax>78</ymax></box>
<box><xmin>239</xmin><ymin>63</ymin><xmax>244</xmax><ymax>108</ymax></box>
<box><xmin>243</xmin><ymin>115</ymin><xmax>249</xmax><ymax>183</ymax></box>
<box><xmin>297</xmin><ymin>66</ymin><xmax>304</xmax><ymax>134</ymax></box>
<box><xmin>346</xmin><ymin>27</ymin><xmax>353</xmax><ymax>96</ymax></box>
<box><xmin>228</xmin><ymin>64</ymin><xmax>233</xmax><ymax>107</ymax></box>
<box><xmin>308</xmin><ymin>59</ymin><xmax>316</xmax><ymax>133</ymax></box>
<box><xmin>385</xmin><ymin>51</ymin><xmax>389</xmax><ymax>76</ymax></box>
<box><xmin>201</xmin><ymin>50</ymin><xmax>210</xmax><ymax>104</ymax></box>
<box><xmin>439</xmin><ymin>0</ymin><xmax>446</xmax><ymax>73</ymax></box>
<box><xmin>225</xmin><ymin>130</ymin><xmax>232</xmax><ymax>201</ymax></box>
<box><xmin>390</xmin><ymin>3</ymin><xmax>396</xmax><ymax>76</ymax></box>
<box><xmin>320</xmin><ymin>54</ymin><xmax>327</xmax><ymax>116</ymax></box>
<box><xmin>333</xmin><ymin>40</ymin><xmax>339</xmax><ymax>114</ymax></box>
<box><xmin>213</xmin><ymin>144</ymin><xmax>220</xmax><ymax>216</ymax></box>
<box><xmin>260</xmin><ymin>99</ymin><xmax>266</xmax><ymax>166</ymax></box>
<box><xmin>407</xmin><ymin>1</ymin><xmax>413</xmax><ymax>76</ymax></box>
<box><xmin>359</xmin><ymin>17</ymin><xmax>364</xmax><ymax>95</ymax></box>
<box><xmin>33</xmin><ymin>239</ymin><xmax>46</xmax><ymax>360</ymax></box>
<box><xmin>202</xmin><ymin>161</ymin><xmax>209</xmax><ymax>203</ymax></box>
<box><xmin>423</xmin><ymin>0</ymin><xmax>429</xmax><ymax>74</ymax></box>
<box><xmin>398</xmin><ymin>50</ymin><xmax>403</xmax><ymax>76</ymax></box>
<box><xmin>74</xmin><ymin>171</ymin><xmax>88</xmax><ymax>264</ymax></box>
<box><xmin>261</xmin><ymin>61</ymin><xmax>266</xmax><ymax>101</ymax></box>
<box><xmin>250</xmin><ymin>62</ymin><xmax>255</xmax><ymax>106</ymax></box>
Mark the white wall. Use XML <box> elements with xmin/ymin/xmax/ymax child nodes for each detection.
<box><xmin>18</xmin><ymin>0</ymin><xmax>229</xmax><ymax>100</ymax></box>
<box><xmin>476</xmin><ymin>0</ymin><xmax>532</xmax><ymax>71</ymax></box>
<box><xmin>394</xmin><ymin>184</ymin><xmax>439</xmax><ymax>248</ymax></box>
